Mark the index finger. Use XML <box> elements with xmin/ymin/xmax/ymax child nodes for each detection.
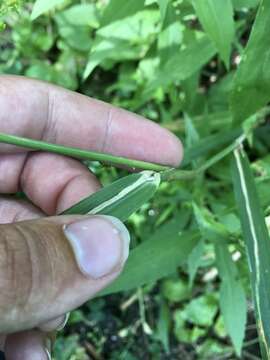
<box><xmin>0</xmin><ymin>75</ymin><xmax>182</xmax><ymax>167</ymax></box>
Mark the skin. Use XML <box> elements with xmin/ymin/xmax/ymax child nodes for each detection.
<box><xmin>0</xmin><ymin>75</ymin><xmax>183</xmax><ymax>359</ymax></box>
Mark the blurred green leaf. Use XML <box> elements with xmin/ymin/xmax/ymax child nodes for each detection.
<box><xmin>232</xmin><ymin>147</ymin><xmax>270</xmax><ymax>359</ymax></box>
<box><xmin>231</xmin><ymin>0</ymin><xmax>270</xmax><ymax>125</ymax></box>
<box><xmin>183</xmin><ymin>293</ymin><xmax>218</xmax><ymax>327</ymax></box>
<box><xmin>143</xmin><ymin>35</ymin><xmax>216</xmax><ymax>99</ymax></box>
<box><xmin>100</xmin><ymin>0</ymin><xmax>145</xmax><ymax>26</ymax></box>
<box><xmin>157</xmin><ymin>0</ymin><xmax>170</xmax><ymax>24</ymax></box>
<box><xmin>84</xmin><ymin>9</ymin><xmax>159</xmax><ymax>78</ymax></box>
<box><xmin>188</xmin><ymin>239</ymin><xmax>204</xmax><ymax>287</ymax></box>
<box><xmin>215</xmin><ymin>242</ymin><xmax>246</xmax><ymax>356</ymax></box>
<box><xmin>192</xmin><ymin>0</ymin><xmax>234</xmax><ymax>68</ymax></box>
<box><xmin>60</xmin><ymin>4</ymin><xmax>99</xmax><ymax>28</ymax></box>
<box><xmin>100</xmin><ymin>226</ymin><xmax>199</xmax><ymax>295</ymax></box>
<box><xmin>174</xmin><ymin>310</ymin><xmax>207</xmax><ymax>342</ymax></box>
<box><xmin>31</xmin><ymin>0</ymin><xmax>66</xmax><ymax>20</ymax></box>
<box><xmin>156</xmin><ymin>300</ymin><xmax>170</xmax><ymax>353</ymax></box>
<box><xmin>232</xmin><ymin>0</ymin><xmax>259</xmax><ymax>10</ymax></box>
<box><xmin>162</xmin><ymin>278</ymin><xmax>190</xmax><ymax>303</ymax></box>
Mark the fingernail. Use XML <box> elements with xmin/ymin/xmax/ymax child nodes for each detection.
<box><xmin>63</xmin><ymin>216</ymin><xmax>130</xmax><ymax>279</ymax></box>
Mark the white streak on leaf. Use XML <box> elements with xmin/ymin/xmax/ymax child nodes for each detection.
<box><xmin>89</xmin><ymin>171</ymin><xmax>160</xmax><ymax>215</ymax></box>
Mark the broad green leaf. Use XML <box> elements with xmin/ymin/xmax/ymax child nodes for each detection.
<box><xmin>162</xmin><ymin>34</ymin><xmax>215</xmax><ymax>81</ymax></box>
<box><xmin>100</xmin><ymin>0</ymin><xmax>145</xmax><ymax>27</ymax></box>
<box><xmin>100</xmin><ymin>226</ymin><xmax>199</xmax><ymax>295</ymax></box>
<box><xmin>143</xmin><ymin>35</ymin><xmax>216</xmax><ymax>98</ymax></box>
<box><xmin>174</xmin><ymin>309</ymin><xmax>207</xmax><ymax>342</ymax></box>
<box><xmin>97</xmin><ymin>10</ymin><xmax>159</xmax><ymax>42</ymax></box>
<box><xmin>55</xmin><ymin>13</ymin><xmax>92</xmax><ymax>52</ymax></box>
<box><xmin>162</xmin><ymin>279</ymin><xmax>190</xmax><ymax>302</ymax></box>
<box><xmin>60</xmin><ymin>4</ymin><xmax>99</xmax><ymax>28</ymax></box>
<box><xmin>188</xmin><ymin>239</ymin><xmax>204</xmax><ymax>287</ymax></box>
<box><xmin>83</xmin><ymin>10</ymin><xmax>159</xmax><ymax>78</ymax></box>
<box><xmin>232</xmin><ymin>0</ymin><xmax>259</xmax><ymax>10</ymax></box>
<box><xmin>193</xmin><ymin>202</ymin><xmax>228</xmax><ymax>241</ymax></box>
<box><xmin>156</xmin><ymin>300</ymin><xmax>170</xmax><ymax>353</ymax></box>
<box><xmin>157</xmin><ymin>0</ymin><xmax>170</xmax><ymax>24</ymax></box>
<box><xmin>183</xmin><ymin>293</ymin><xmax>218</xmax><ymax>327</ymax></box>
<box><xmin>183</xmin><ymin>128</ymin><xmax>241</xmax><ymax>166</ymax></box>
<box><xmin>215</xmin><ymin>242</ymin><xmax>246</xmax><ymax>356</ymax></box>
<box><xmin>62</xmin><ymin>171</ymin><xmax>160</xmax><ymax>222</ymax></box>
<box><xmin>231</xmin><ymin>0</ymin><xmax>270</xmax><ymax>125</ymax></box>
<box><xmin>157</xmin><ymin>1</ymin><xmax>183</xmax><ymax>63</ymax></box>
<box><xmin>192</xmin><ymin>0</ymin><xmax>234</xmax><ymax>68</ymax></box>
<box><xmin>31</xmin><ymin>0</ymin><xmax>66</xmax><ymax>20</ymax></box>
<box><xmin>232</xmin><ymin>148</ymin><xmax>270</xmax><ymax>359</ymax></box>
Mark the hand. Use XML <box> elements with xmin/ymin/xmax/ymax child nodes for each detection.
<box><xmin>0</xmin><ymin>75</ymin><xmax>182</xmax><ymax>359</ymax></box>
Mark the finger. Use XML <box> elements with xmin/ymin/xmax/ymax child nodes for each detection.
<box><xmin>0</xmin><ymin>153</ymin><xmax>27</xmax><ymax>193</ymax></box>
<box><xmin>0</xmin><ymin>215</ymin><xmax>130</xmax><ymax>334</ymax></box>
<box><xmin>20</xmin><ymin>152</ymin><xmax>101</xmax><ymax>214</ymax></box>
<box><xmin>5</xmin><ymin>330</ymin><xmax>49</xmax><ymax>360</ymax></box>
<box><xmin>0</xmin><ymin>197</ymin><xmax>43</xmax><ymax>224</ymax></box>
<box><xmin>0</xmin><ymin>75</ymin><xmax>182</xmax><ymax>166</ymax></box>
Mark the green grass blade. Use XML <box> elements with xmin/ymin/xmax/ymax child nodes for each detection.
<box><xmin>182</xmin><ymin>128</ymin><xmax>242</xmax><ymax>166</ymax></box>
<box><xmin>100</xmin><ymin>225</ymin><xmax>199</xmax><ymax>295</ymax></box>
<box><xmin>215</xmin><ymin>242</ymin><xmax>246</xmax><ymax>356</ymax></box>
<box><xmin>192</xmin><ymin>0</ymin><xmax>234</xmax><ymax>68</ymax></box>
<box><xmin>0</xmin><ymin>132</ymin><xmax>169</xmax><ymax>172</ymax></box>
<box><xmin>232</xmin><ymin>147</ymin><xmax>270</xmax><ymax>359</ymax></box>
<box><xmin>231</xmin><ymin>0</ymin><xmax>270</xmax><ymax>125</ymax></box>
<box><xmin>61</xmin><ymin>171</ymin><xmax>160</xmax><ymax>222</ymax></box>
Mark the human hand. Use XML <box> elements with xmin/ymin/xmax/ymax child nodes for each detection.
<box><xmin>0</xmin><ymin>75</ymin><xmax>182</xmax><ymax>359</ymax></box>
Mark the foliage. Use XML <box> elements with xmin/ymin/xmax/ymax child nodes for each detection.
<box><xmin>1</xmin><ymin>0</ymin><xmax>270</xmax><ymax>358</ymax></box>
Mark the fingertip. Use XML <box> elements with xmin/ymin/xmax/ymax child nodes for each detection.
<box><xmin>5</xmin><ymin>331</ymin><xmax>49</xmax><ymax>360</ymax></box>
<box><xmin>165</xmin><ymin>131</ymin><xmax>184</xmax><ymax>167</ymax></box>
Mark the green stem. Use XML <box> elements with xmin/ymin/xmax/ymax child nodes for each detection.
<box><xmin>0</xmin><ymin>132</ymin><xmax>170</xmax><ymax>172</ymax></box>
<box><xmin>162</xmin><ymin>134</ymin><xmax>245</xmax><ymax>181</ymax></box>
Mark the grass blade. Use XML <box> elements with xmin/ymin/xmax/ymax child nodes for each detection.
<box><xmin>232</xmin><ymin>147</ymin><xmax>270</xmax><ymax>359</ymax></box>
<box><xmin>100</xmin><ymin>223</ymin><xmax>199</xmax><ymax>295</ymax></box>
<box><xmin>215</xmin><ymin>242</ymin><xmax>246</xmax><ymax>356</ymax></box>
<box><xmin>61</xmin><ymin>171</ymin><xmax>160</xmax><ymax>222</ymax></box>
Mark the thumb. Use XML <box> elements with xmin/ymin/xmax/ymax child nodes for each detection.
<box><xmin>0</xmin><ymin>215</ymin><xmax>130</xmax><ymax>334</ymax></box>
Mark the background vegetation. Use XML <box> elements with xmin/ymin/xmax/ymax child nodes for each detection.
<box><xmin>1</xmin><ymin>0</ymin><xmax>270</xmax><ymax>359</ymax></box>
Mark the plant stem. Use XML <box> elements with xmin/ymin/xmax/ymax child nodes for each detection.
<box><xmin>162</xmin><ymin>134</ymin><xmax>246</xmax><ymax>181</ymax></box>
<box><xmin>0</xmin><ymin>132</ymin><xmax>170</xmax><ymax>172</ymax></box>
<box><xmin>0</xmin><ymin>132</ymin><xmax>245</xmax><ymax>181</ymax></box>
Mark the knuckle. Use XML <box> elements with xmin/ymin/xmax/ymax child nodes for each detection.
<box><xmin>0</xmin><ymin>222</ymin><xmax>55</xmax><ymax>330</ymax></box>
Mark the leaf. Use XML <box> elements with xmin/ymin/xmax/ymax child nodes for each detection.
<box><xmin>215</xmin><ymin>242</ymin><xmax>246</xmax><ymax>356</ymax></box>
<box><xmin>31</xmin><ymin>0</ymin><xmax>66</xmax><ymax>20</ymax></box>
<box><xmin>192</xmin><ymin>0</ymin><xmax>234</xmax><ymax>68</ymax></box>
<box><xmin>232</xmin><ymin>147</ymin><xmax>270</xmax><ymax>359</ymax></box>
<box><xmin>143</xmin><ymin>35</ymin><xmax>216</xmax><ymax>98</ymax></box>
<box><xmin>62</xmin><ymin>171</ymin><xmax>160</xmax><ymax>222</ymax></box>
<box><xmin>157</xmin><ymin>0</ymin><xmax>170</xmax><ymax>24</ymax></box>
<box><xmin>100</xmin><ymin>0</ymin><xmax>145</xmax><ymax>27</ymax></box>
<box><xmin>156</xmin><ymin>300</ymin><xmax>170</xmax><ymax>353</ymax></box>
<box><xmin>188</xmin><ymin>239</ymin><xmax>204</xmax><ymax>287</ymax></box>
<box><xmin>100</xmin><ymin>226</ymin><xmax>199</xmax><ymax>295</ymax></box>
<box><xmin>231</xmin><ymin>0</ymin><xmax>270</xmax><ymax>125</ymax></box>
<box><xmin>232</xmin><ymin>0</ymin><xmax>259</xmax><ymax>10</ymax></box>
<box><xmin>162</xmin><ymin>279</ymin><xmax>190</xmax><ymax>302</ymax></box>
<box><xmin>183</xmin><ymin>293</ymin><xmax>218</xmax><ymax>327</ymax></box>
<box><xmin>183</xmin><ymin>127</ymin><xmax>241</xmax><ymax>166</ymax></box>
<box><xmin>83</xmin><ymin>9</ymin><xmax>159</xmax><ymax>78</ymax></box>
<box><xmin>60</xmin><ymin>4</ymin><xmax>99</xmax><ymax>28</ymax></box>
